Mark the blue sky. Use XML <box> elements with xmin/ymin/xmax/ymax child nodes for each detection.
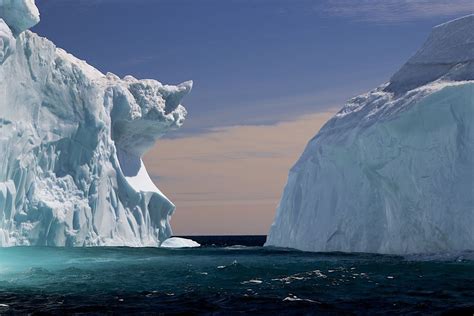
<box><xmin>33</xmin><ymin>0</ymin><xmax>473</xmax><ymax>136</ymax></box>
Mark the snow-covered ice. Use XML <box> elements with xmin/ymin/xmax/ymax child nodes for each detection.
<box><xmin>160</xmin><ymin>237</ymin><xmax>200</xmax><ymax>248</ymax></box>
<box><xmin>0</xmin><ymin>1</ymin><xmax>192</xmax><ymax>246</ymax></box>
<box><xmin>266</xmin><ymin>15</ymin><xmax>474</xmax><ymax>254</ymax></box>
<box><xmin>0</xmin><ymin>0</ymin><xmax>40</xmax><ymax>34</ymax></box>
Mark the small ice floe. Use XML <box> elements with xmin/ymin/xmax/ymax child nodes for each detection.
<box><xmin>312</xmin><ymin>270</ymin><xmax>327</xmax><ymax>278</ymax></box>
<box><xmin>272</xmin><ymin>269</ymin><xmax>327</xmax><ymax>284</ymax></box>
<box><xmin>272</xmin><ymin>276</ymin><xmax>305</xmax><ymax>284</ymax></box>
<box><xmin>217</xmin><ymin>260</ymin><xmax>239</xmax><ymax>269</ymax></box>
<box><xmin>241</xmin><ymin>279</ymin><xmax>263</xmax><ymax>285</ymax></box>
<box><xmin>160</xmin><ymin>237</ymin><xmax>200</xmax><ymax>248</ymax></box>
<box><xmin>0</xmin><ymin>304</ymin><xmax>9</xmax><ymax>308</ymax></box>
<box><xmin>225</xmin><ymin>245</ymin><xmax>247</xmax><ymax>249</ymax></box>
<box><xmin>387</xmin><ymin>276</ymin><xmax>395</xmax><ymax>279</ymax></box>
<box><xmin>283</xmin><ymin>295</ymin><xmax>320</xmax><ymax>304</ymax></box>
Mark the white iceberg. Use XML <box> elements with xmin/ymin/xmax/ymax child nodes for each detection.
<box><xmin>266</xmin><ymin>15</ymin><xmax>474</xmax><ymax>254</ymax></box>
<box><xmin>0</xmin><ymin>1</ymin><xmax>192</xmax><ymax>246</ymax></box>
<box><xmin>160</xmin><ymin>237</ymin><xmax>200</xmax><ymax>248</ymax></box>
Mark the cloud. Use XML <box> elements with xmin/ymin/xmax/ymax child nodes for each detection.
<box><xmin>169</xmin><ymin>77</ymin><xmax>379</xmax><ymax>139</ymax></box>
<box><xmin>317</xmin><ymin>0</ymin><xmax>474</xmax><ymax>22</ymax></box>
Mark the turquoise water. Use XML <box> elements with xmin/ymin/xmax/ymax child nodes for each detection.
<box><xmin>0</xmin><ymin>245</ymin><xmax>473</xmax><ymax>314</ymax></box>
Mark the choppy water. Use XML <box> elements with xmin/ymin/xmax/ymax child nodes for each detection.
<box><xmin>0</xmin><ymin>239</ymin><xmax>473</xmax><ymax>314</ymax></box>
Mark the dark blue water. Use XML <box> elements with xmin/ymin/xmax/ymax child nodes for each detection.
<box><xmin>0</xmin><ymin>237</ymin><xmax>473</xmax><ymax>315</ymax></box>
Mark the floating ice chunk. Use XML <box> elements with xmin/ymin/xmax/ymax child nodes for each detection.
<box><xmin>160</xmin><ymin>237</ymin><xmax>201</xmax><ymax>248</ymax></box>
<box><xmin>241</xmin><ymin>279</ymin><xmax>263</xmax><ymax>285</ymax></box>
<box><xmin>283</xmin><ymin>295</ymin><xmax>320</xmax><ymax>304</ymax></box>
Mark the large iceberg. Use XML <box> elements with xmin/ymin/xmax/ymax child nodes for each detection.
<box><xmin>0</xmin><ymin>1</ymin><xmax>192</xmax><ymax>246</ymax></box>
<box><xmin>266</xmin><ymin>15</ymin><xmax>474</xmax><ymax>254</ymax></box>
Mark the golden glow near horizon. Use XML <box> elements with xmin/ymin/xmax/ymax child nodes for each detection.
<box><xmin>144</xmin><ymin>110</ymin><xmax>336</xmax><ymax>236</ymax></box>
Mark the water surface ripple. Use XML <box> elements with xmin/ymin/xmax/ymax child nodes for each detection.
<box><xmin>0</xmin><ymin>246</ymin><xmax>473</xmax><ymax>314</ymax></box>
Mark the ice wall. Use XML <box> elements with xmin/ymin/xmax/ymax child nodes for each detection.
<box><xmin>266</xmin><ymin>15</ymin><xmax>474</xmax><ymax>254</ymax></box>
<box><xmin>0</xmin><ymin>1</ymin><xmax>191</xmax><ymax>246</ymax></box>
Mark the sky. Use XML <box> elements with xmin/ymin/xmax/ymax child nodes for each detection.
<box><xmin>33</xmin><ymin>0</ymin><xmax>473</xmax><ymax>235</ymax></box>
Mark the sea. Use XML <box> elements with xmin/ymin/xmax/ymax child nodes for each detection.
<box><xmin>0</xmin><ymin>236</ymin><xmax>473</xmax><ymax>315</ymax></box>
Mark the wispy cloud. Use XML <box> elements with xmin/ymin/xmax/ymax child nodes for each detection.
<box><xmin>317</xmin><ymin>0</ymin><xmax>473</xmax><ymax>22</ymax></box>
<box><xmin>144</xmin><ymin>110</ymin><xmax>336</xmax><ymax>235</ymax></box>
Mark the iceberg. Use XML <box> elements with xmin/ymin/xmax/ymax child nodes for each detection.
<box><xmin>160</xmin><ymin>237</ymin><xmax>201</xmax><ymax>248</ymax></box>
<box><xmin>266</xmin><ymin>15</ymin><xmax>474</xmax><ymax>254</ymax></box>
<box><xmin>0</xmin><ymin>1</ymin><xmax>192</xmax><ymax>246</ymax></box>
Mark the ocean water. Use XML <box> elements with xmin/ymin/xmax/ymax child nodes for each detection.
<box><xmin>0</xmin><ymin>236</ymin><xmax>473</xmax><ymax>315</ymax></box>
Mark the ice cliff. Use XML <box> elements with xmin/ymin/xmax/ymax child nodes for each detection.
<box><xmin>266</xmin><ymin>15</ymin><xmax>474</xmax><ymax>254</ymax></box>
<box><xmin>0</xmin><ymin>1</ymin><xmax>192</xmax><ymax>246</ymax></box>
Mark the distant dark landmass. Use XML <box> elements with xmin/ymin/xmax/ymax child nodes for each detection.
<box><xmin>177</xmin><ymin>235</ymin><xmax>267</xmax><ymax>247</ymax></box>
